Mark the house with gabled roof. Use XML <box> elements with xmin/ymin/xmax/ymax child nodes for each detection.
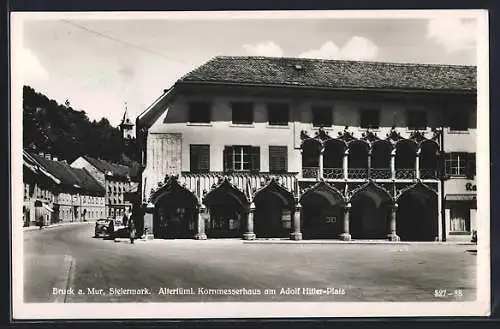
<box><xmin>71</xmin><ymin>155</ymin><xmax>140</xmax><ymax>219</ymax></box>
<box><xmin>136</xmin><ymin>56</ymin><xmax>477</xmax><ymax>242</ymax></box>
<box><xmin>23</xmin><ymin>151</ymin><xmax>106</xmax><ymax>226</ymax></box>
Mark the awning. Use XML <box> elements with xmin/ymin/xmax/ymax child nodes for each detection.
<box><xmin>445</xmin><ymin>194</ymin><xmax>476</xmax><ymax>201</ymax></box>
<box><xmin>43</xmin><ymin>204</ymin><xmax>54</xmax><ymax>212</ymax></box>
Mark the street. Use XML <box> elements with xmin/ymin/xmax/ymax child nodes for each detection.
<box><xmin>24</xmin><ymin>222</ymin><xmax>477</xmax><ymax>303</ymax></box>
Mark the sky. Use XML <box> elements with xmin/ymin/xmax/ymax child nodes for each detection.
<box><xmin>17</xmin><ymin>11</ymin><xmax>480</xmax><ymax>127</ymax></box>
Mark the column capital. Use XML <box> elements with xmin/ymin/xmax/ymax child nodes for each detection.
<box><xmin>295</xmin><ymin>202</ymin><xmax>302</xmax><ymax>210</ymax></box>
<box><xmin>249</xmin><ymin>202</ymin><xmax>256</xmax><ymax>211</ymax></box>
<box><xmin>392</xmin><ymin>202</ymin><xmax>399</xmax><ymax>210</ymax></box>
<box><xmin>345</xmin><ymin>202</ymin><xmax>352</xmax><ymax>209</ymax></box>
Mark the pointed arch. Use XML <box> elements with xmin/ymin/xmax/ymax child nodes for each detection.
<box><xmin>349</xmin><ymin>181</ymin><xmax>393</xmax><ymax>239</ymax></box>
<box><xmin>323</xmin><ymin>138</ymin><xmax>347</xmax><ymax>169</ymax></box>
<box><xmin>419</xmin><ymin>140</ymin><xmax>440</xmax><ymax>179</ymax></box>
<box><xmin>396</xmin><ymin>182</ymin><xmax>438</xmax><ymax>241</ymax></box>
<box><xmin>347</xmin><ymin>139</ymin><xmax>370</xmax><ymax>179</ymax></box>
<box><xmin>203</xmin><ymin>178</ymin><xmax>249</xmax><ymax>209</ymax></box>
<box><xmin>152</xmin><ymin>178</ymin><xmax>199</xmax><ymax>239</ymax></box>
<box><xmin>253</xmin><ymin>178</ymin><xmax>296</xmax><ymax>238</ymax></box>
<box><xmin>300</xmin><ymin>181</ymin><xmax>346</xmax><ymax>239</ymax></box>
<box><xmin>370</xmin><ymin>139</ymin><xmax>392</xmax><ymax>179</ymax></box>
<box><xmin>253</xmin><ymin>178</ymin><xmax>296</xmax><ymax>210</ymax></box>
<box><xmin>395</xmin><ymin>139</ymin><xmax>418</xmax><ymax>179</ymax></box>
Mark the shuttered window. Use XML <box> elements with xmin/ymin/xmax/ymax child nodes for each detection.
<box><xmin>223</xmin><ymin>146</ymin><xmax>260</xmax><ymax>172</ymax></box>
<box><xmin>190</xmin><ymin>145</ymin><xmax>210</xmax><ymax>172</ymax></box>
<box><xmin>269</xmin><ymin>146</ymin><xmax>288</xmax><ymax>173</ymax></box>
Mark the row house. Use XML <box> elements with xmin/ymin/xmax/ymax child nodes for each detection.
<box><xmin>71</xmin><ymin>156</ymin><xmax>139</xmax><ymax>219</ymax></box>
<box><xmin>25</xmin><ymin>152</ymin><xmax>106</xmax><ymax>224</ymax></box>
<box><xmin>136</xmin><ymin>56</ymin><xmax>477</xmax><ymax>242</ymax></box>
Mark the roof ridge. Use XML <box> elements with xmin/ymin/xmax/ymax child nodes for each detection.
<box><xmin>211</xmin><ymin>55</ymin><xmax>476</xmax><ymax>68</ymax></box>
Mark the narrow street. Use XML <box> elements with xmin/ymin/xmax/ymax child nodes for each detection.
<box><xmin>24</xmin><ymin>222</ymin><xmax>477</xmax><ymax>303</ymax></box>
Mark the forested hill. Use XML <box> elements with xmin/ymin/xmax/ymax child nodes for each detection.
<box><xmin>23</xmin><ymin>85</ymin><xmax>137</xmax><ymax>165</ymax></box>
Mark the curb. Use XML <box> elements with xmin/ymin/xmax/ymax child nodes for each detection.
<box><xmin>23</xmin><ymin>221</ymin><xmax>94</xmax><ymax>232</ymax></box>
<box><xmin>54</xmin><ymin>255</ymin><xmax>75</xmax><ymax>303</ymax></box>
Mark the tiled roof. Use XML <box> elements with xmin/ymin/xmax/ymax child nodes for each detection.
<box><xmin>179</xmin><ymin>56</ymin><xmax>476</xmax><ymax>92</ymax></box>
<box><xmin>30</xmin><ymin>153</ymin><xmax>104</xmax><ymax>194</ymax></box>
<box><xmin>83</xmin><ymin>156</ymin><xmax>132</xmax><ymax>179</ymax></box>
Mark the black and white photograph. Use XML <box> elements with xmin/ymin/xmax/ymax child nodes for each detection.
<box><xmin>10</xmin><ymin>10</ymin><xmax>490</xmax><ymax>319</ymax></box>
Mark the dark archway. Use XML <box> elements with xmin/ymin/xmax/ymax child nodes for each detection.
<box><xmin>348</xmin><ymin>140</ymin><xmax>369</xmax><ymax>179</ymax></box>
<box><xmin>395</xmin><ymin>140</ymin><xmax>417</xmax><ymax>179</ymax></box>
<box><xmin>419</xmin><ymin>140</ymin><xmax>439</xmax><ymax>179</ymax></box>
<box><xmin>300</xmin><ymin>181</ymin><xmax>345</xmax><ymax>239</ymax></box>
<box><xmin>203</xmin><ymin>178</ymin><xmax>249</xmax><ymax>238</ymax></box>
<box><xmin>323</xmin><ymin>139</ymin><xmax>346</xmax><ymax>179</ymax></box>
<box><xmin>371</xmin><ymin>140</ymin><xmax>392</xmax><ymax>179</ymax></box>
<box><xmin>350</xmin><ymin>182</ymin><xmax>392</xmax><ymax>239</ymax></box>
<box><xmin>254</xmin><ymin>179</ymin><xmax>296</xmax><ymax>238</ymax></box>
<box><xmin>397</xmin><ymin>183</ymin><xmax>438</xmax><ymax>241</ymax></box>
<box><xmin>152</xmin><ymin>178</ymin><xmax>199</xmax><ymax>239</ymax></box>
<box><xmin>301</xmin><ymin>139</ymin><xmax>322</xmax><ymax>178</ymax></box>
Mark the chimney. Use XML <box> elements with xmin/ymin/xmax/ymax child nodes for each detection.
<box><xmin>53</xmin><ymin>156</ymin><xmax>58</xmax><ymax>161</ymax></box>
<box><xmin>45</xmin><ymin>154</ymin><xmax>51</xmax><ymax>160</ymax></box>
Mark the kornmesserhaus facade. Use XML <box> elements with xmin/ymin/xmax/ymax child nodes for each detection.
<box><xmin>136</xmin><ymin>56</ymin><xmax>477</xmax><ymax>242</ymax></box>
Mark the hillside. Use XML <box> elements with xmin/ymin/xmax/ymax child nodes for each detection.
<box><xmin>23</xmin><ymin>85</ymin><xmax>138</xmax><ymax>165</ymax></box>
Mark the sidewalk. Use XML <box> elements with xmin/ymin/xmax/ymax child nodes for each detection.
<box><xmin>112</xmin><ymin>237</ymin><xmax>476</xmax><ymax>246</ymax></box>
<box><xmin>23</xmin><ymin>220</ymin><xmax>94</xmax><ymax>232</ymax></box>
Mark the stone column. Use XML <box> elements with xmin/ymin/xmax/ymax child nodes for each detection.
<box><xmin>339</xmin><ymin>203</ymin><xmax>351</xmax><ymax>241</ymax></box>
<box><xmin>367</xmin><ymin>150</ymin><xmax>372</xmax><ymax>178</ymax></box>
<box><xmin>416</xmin><ymin>149</ymin><xmax>420</xmax><ymax>179</ymax></box>
<box><xmin>243</xmin><ymin>203</ymin><xmax>256</xmax><ymax>240</ymax></box>
<box><xmin>290</xmin><ymin>203</ymin><xmax>303</xmax><ymax>240</ymax></box>
<box><xmin>391</xmin><ymin>149</ymin><xmax>396</xmax><ymax>179</ymax></box>
<box><xmin>318</xmin><ymin>148</ymin><xmax>324</xmax><ymax>179</ymax></box>
<box><xmin>195</xmin><ymin>205</ymin><xmax>207</xmax><ymax>240</ymax></box>
<box><xmin>343</xmin><ymin>150</ymin><xmax>349</xmax><ymax>180</ymax></box>
<box><xmin>387</xmin><ymin>203</ymin><xmax>400</xmax><ymax>241</ymax></box>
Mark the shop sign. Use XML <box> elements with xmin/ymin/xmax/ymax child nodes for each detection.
<box><xmin>465</xmin><ymin>182</ymin><xmax>477</xmax><ymax>191</ymax></box>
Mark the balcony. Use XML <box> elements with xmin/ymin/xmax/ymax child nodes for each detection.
<box><xmin>420</xmin><ymin>168</ymin><xmax>438</xmax><ymax>179</ymax></box>
<box><xmin>302</xmin><ymin>167</ymin><xmax>319</xmax><ymax>179</ymax></box>
<box><xmin>370</xmin><ymin>168</ymin><xmax>391</xmax><ymax>179</ymax></box>
<box><xmin>347</xmin><ymin>168</ymin><xmax>368</xmax><ymax>179</ymax></box>
<box><xmin>179</xmin><ymin>171</ymin><xmax>299</xmax><ymax>199</ymax></box>
<box><xmin>300</xmin><ymin>167</ymin><xmax>431</xmax><ymax>180</ymax></box>
<box><xmin>395</xmin><ymin>168</ymin><xmax>416</xmax><ymax>179</ymax></box>
<box><xmin>323</xmin><ymin>168</ymin><xmax>343</xmax><ymax>179</ymax></box>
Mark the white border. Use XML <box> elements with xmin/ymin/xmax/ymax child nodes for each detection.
<box><xmin>11</xmin><ymin>9</ymin><xmax>490</xmax><ymax>319</ymax></box>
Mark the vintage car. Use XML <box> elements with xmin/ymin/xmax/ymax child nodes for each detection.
<box><xmin>94</xmin><ymin>219</ymin><xmax>115</xmax><ymax>238</ymax></box>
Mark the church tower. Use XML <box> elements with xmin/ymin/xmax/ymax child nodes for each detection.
<box><xmin>119</xmin><ymin>103</ymin><xmax>135</xmax><ymax>140</ymax></box>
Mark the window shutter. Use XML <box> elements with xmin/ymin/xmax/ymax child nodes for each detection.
<box><xmin>269</xmin><ymin>146</ymin><xmax>288</xmax><ymax>173</ymax></box>
<box><xmin>223</xmin><ymin>146</ymin><xmax>233</xmax><ymax>173</ymax></box>
<box><xmin>465</xmin><ymin>153</ymin><xmax>476</xmax><ymax>179</ymax></box>
<box><xmin>250</xmin><ymin>147</ymin><xmax>260</xmax><ymax>172</ymax></box>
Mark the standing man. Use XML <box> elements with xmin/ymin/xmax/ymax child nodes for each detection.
<box><xmin>129</xmin><ymin>216</ymin><xmax>136</xmax><ymax>244</ymax></box>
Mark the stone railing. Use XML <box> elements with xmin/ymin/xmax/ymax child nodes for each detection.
<box><xmin>347</xmin><ymin>168</ymin><xmax>368</xmax><ymax>179</ymax></box>
<box><xmin>323</xmin><ymin>168</ymin><xmax>344</xmax><ymax>179</ymax></box>
<box><xmin>370</xmin><ymin>168</ymin><xmax>392</xmax><ymax>179</ymax></box>
<box><xmin>395</xmin><ymin>168</ymin><xmax>416</xmax><ymax>179</ymax></box>
<box><xmin>302</xmin><ymin>167</ymin><xmax>319</xmax><ymax>179</ymax></box>
<box><xmin>179</xmin><ymin>171</ymin><xmax>299</xmax><ymax>200</ymax></box>
<box><xmin>420</xmin><ymin>168</ymin><xmax>438</xmax><ymax>179</ymax></box>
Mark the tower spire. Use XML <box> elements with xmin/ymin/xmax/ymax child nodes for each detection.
<box><xmin>119</xmin><ymin>101</ymin><xmax>134</xmax><ymax>139</ymax></box>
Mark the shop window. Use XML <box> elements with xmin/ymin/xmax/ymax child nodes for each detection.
<box><xmin>450</xmin><ymin>203</ymin><xmax>471</xmax><ymax>233</ymax></box>
<box><xmin>188</xmin><ymin>102</ymin><xmax>211</xmax><ymax>123</ymax></box>
<box><xmin>267</xmin><ymin>103</ymin><xmax>290</xmax><ymax>126</ymax></box>
<box><xmin>407</xmin><ymin>110</ymin><xmax>427</xmax><ymax>130</ymax></box>
<box><xmin>269</xmin><ymin>146</ymin><xmax>288</xmax><ymax>173</ymax></box>
<box><xmin>360</xmin><ymin>109</ymin><xmax>380</xmax><ymax>129</ymax></box>
<box><xmin>190</xmin><ymin>144</ymin><xmax>210</xmax><ymax>172</ymax></box>
<box><xmin>232</xmin><ymin>102</ymin><xmax>254</xmax><ymax>125</ymax></box>
<box><xmin>312</xmin><ymin>106</ymin><xmax>333</xmax><ymax>127</ymax></box>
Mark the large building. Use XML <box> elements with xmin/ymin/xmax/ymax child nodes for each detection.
<box><xmin>70</xmin><ymin>155</ymin><xmax>139</xmax><ymax>219</ymax></box>
<box><xmin>136</xmin><ymin>56</ymin><xmax>477</xmax><ymax>241</ymax></box>
<box><xmin>23</xmin><ymin>151</ymin><xmax>106</xmax><ymax>226</ymax></box>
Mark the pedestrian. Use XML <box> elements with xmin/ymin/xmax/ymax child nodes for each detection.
<box><xmin>129</xmin><ymin>217</ymin><xmax>136</xmax><ymax>244</ymax></box>
<box><xmin>38</xmin><ymin>216</ymin><xmax>44</xmax><ymax>230</ymax></box>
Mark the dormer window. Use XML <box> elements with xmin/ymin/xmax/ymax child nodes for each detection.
<box><xmin>188</xmin><ymin>102</ymin><xmax>211</xmax><ymax>123</ymax></box>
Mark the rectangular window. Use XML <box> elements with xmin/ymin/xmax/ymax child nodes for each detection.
<box><xmin>190</xmin><ymin>145</ymin><xmax>210</xmax><ymax>172</ymax></box>
<box><xmin>223</xmin><ymin>146</ymin><xmax>260</xmax><ymax>172</ymax></box>
<box><xmin>267</xmin><ymin>103</ymin><xmax>290</xmax><ymax>126</ymax></box>
<box><xmin>231</xmin><ymin>102</ymin><xmax>254</xmax><ymax>125</ymax></box>
<box><xmin>188</xmin><ymin>102</ymin><xmax>211</xmax><ymax>123</ymax></box>
<box><xmin>312</xmin><ymin>106</ymin><xmax>333</xmax><ymax>127</ymax></box>
<box><xmin>448</xmin><ymin>110</ymin><xmax>469</xmax><ymax>131</ymax></box>
<box><xmin>407</xmin><ymin>110</ymin><xmax>427</xmax><ymax>130</ymax></box>
<box><xmin>445</xmin><ymin>153</ymin><xmax>468</xmax><ymax>176</ymax></box>
<box><xmin>269</xmin><ymin>146</ymin><xmax>288</xmax><ymax>173</ymax></box>
<box><xmin>450</xmin><ymin>203</ymin><xmax>471</xmax><ymax>232</ymax></box>
<box><xmin>360</xmin><ymin>109</ymin><xmax>380</xmax><ymax>129</ymax></box>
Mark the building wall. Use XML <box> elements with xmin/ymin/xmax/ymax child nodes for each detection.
<box><xmin>71</xmin><ymin>157</ymin><xmax>106</xmax><ymax>187</ymax></box>
<box><xmin>54</xmin><ymin>190</ymin><xmax>106</xmax><ymax>222</ymax></box>
<box><xmin>105</xmin><ymin>178</ymin><xmax>132</xmax><ymax>219</ymax></box>
<box><xmin>143</xmin><ymin>93</ymin><xmax>476</xmax><ymax>202</ymax></box>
